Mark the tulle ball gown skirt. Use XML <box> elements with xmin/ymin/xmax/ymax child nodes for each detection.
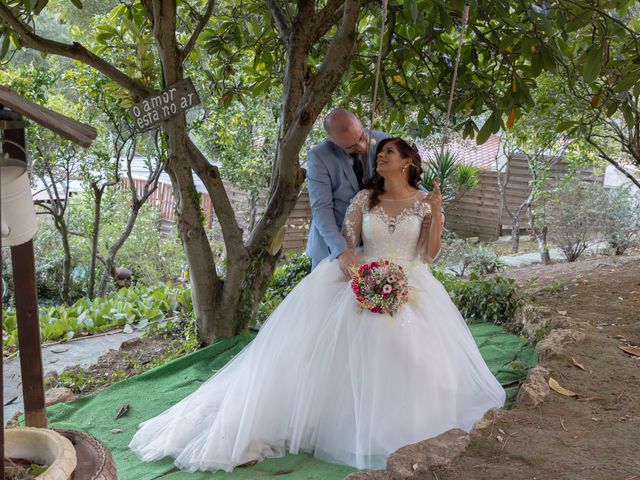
<box><xmin>129</xmin><ymin>258</ymin><xmax>506</xmax><ymax>472</ymax></box>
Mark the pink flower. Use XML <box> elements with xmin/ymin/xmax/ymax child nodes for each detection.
<box><xmin>382</xmin><ymin>284</ymin><xmax>392</xmax><ymax>294</ymax></box>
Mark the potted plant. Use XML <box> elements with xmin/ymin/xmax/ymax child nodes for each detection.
<box><xmin>4</xmin><ymin>427</ymin><xmax>76</xmax><ymax>480</ymax></box>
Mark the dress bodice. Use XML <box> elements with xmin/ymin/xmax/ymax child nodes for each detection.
<box><xmin>342</xmin><ymin>189</ymin><xmax>434</xmax><ymax>264</ymax></box>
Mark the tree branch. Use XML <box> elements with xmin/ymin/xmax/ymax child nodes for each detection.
<box><xmin>264</xmin><ymin>0</ymin><xmax>291</xmax><ymax>45</ymax></box>
<box><xmin>181</xmin><ymin>0</ymin><xmax>216</xmax><ymax>62</ymax></box>
<box><xmin>584</xmin><ymin>134</ymin><xmax>640</xmax><ymax>189</ymax></box>
<box><xmin>185</xmin><ymin>138</ymin><xmax>248</xmax><ymax>260</ymax></box>
<box><xmin>0</xmin><ymin>2</ymin><xmax>152</xmax><ymax>99</ymax></box>
<box><xmin>248</xmin><ymin>0</ymin><xmax>361</xmax><ymax>252</ymax></box>
<box><xmin>312</xmin><ymin>0</ymin><xmax>344</xmax><ymax>39</ymax></box>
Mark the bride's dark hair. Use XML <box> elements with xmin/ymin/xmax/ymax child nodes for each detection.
<box><xmin>363</xmin><ymin>137</ymin><xmax>424</xmax><ymax>209</ymax></box>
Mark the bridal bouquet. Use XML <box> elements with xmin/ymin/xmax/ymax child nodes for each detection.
<box><xmin>350</xmin><ymin>259</ymin><xmax>409</xmax><ymax>315</ymax></box>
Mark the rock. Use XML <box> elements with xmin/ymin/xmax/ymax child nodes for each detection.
<box><xmin>536</xmin><ymin>328</ymin><xmax>586</xmax><ymax>363</ymax></box>
<box><xmin>469</xmin><ymin>407</ymin><xmax>504</xmax><ymax>440</ymax></box>
<box><xmin>513</xmin><ymin>303</ymin><xmax>549</xmax><ymax>342</ymax></box>
<box><xmin>6</xmin><ymin>410</ymin><xmax>23</xmax><ymax>429</ymax></box>
<box><xmin>386</xmin><ymin>429</ymin><xmax>470</xmax><ymax>480</ymax></box>
<box><xmin>514</xmin><ymin>365</ymin><xmax>551</xmax><ymax>408</ymax></box>
<box><xmin>44</xmin><ymin>370</ymin><xmax>59</xmax><ymax>388</ymax></box>
<box><xmin>345</xmin><ymin>471</ymin><xmax>387</xmax><ymax>480</ymax></box>
<box><xmin>45</xmin><ymin>387</ymin><xmax>78</xmax><ymax>406</ymax></box>
<box><xmin>121</xmin><ymin>337</ymin><xmax>142</xmax><ymax>348</ymax></box>
<box><xmin>548</xmin><ymin>315</ymin><xmax>573</xmax><ymax>330</ymax></box>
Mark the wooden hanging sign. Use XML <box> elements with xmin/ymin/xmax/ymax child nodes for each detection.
<box><xmin>130</xmin><ymin>78</ymin><xmax>201</xmax><ymax>132</ymax></box>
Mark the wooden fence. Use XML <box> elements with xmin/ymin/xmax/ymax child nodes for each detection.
<box><xmin>444</xmin><ymin>154</ymin><xmax>604</xmax><ymax>241</ymax></box>
<box><xmin>124</xmin><ymin>178</ymin><xmax>311</xmax><ymax>253</ymax></box>
<box><xmin>126</xmin><ymin>153</ymin><xmax>604</xmax><ymax>249</ymax></box>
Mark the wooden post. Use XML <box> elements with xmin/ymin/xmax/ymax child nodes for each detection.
<box><xmin>11</xmin><ymin>243</ymin><xmax>47</xmax><ymax>427</ymax></box>
<box><xmin>4</xmin><ymin>125</ymin><xmax>48</xmax><ymax>428</ymax></box>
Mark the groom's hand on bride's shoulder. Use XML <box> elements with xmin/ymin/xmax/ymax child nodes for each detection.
<box><xmin>338</xmin><ymin>250</ymin><xmax>360</xmax><ymax>278</ymax></box>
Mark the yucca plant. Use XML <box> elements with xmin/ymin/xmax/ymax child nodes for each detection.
<box><xmin>421</xmin><ymin>150</ymin><xmax>479</xmax><ymax>206</ymax></box>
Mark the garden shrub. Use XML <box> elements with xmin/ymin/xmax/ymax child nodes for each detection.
<box><xmin>432</xmin><ymin>268</ymin><xmax>524</xmax><ymax>330</ymax></box>
<box><xmin>435</xmin><ymin>232</ymin><xmax>506</xmax><ymax>277</ymax></box>
<box><xmin>600</xmin><ymin>186</ymin><xmax>640</xmax><ymax>255</ymax></box>
<box><xmin>2</xmin><ymin>282</ymin><xmax>192</xmax><ymax>351</ymax></box>
<box><xmin>543</xmin><ymin>180</ymin><xmax>606</xmax><ymax>262</ymax></box>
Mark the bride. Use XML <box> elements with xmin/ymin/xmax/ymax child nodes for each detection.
<box><xmin>129</xmin><ymin>137</ymin><xmax>506</xmax><ymax>473</ymax></box>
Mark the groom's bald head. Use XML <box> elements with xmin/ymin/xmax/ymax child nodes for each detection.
<box><xmin>324</xmin><ymin>109</ymin><xmax>368</xmax><ymax>154</ymax></box>
<box><xmin>324</xmin><ymin>109</ymin><xmax>361</xmax><ymax>134</ymax></box>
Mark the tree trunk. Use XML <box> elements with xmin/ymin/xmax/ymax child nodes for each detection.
<box><xmin>165</xmin><ymin>119</ymin><xmax>233</xmax><ymax>341</ymax></box>
<box><xmin>248</xmin><ymin>191</ymin><xmax>258</xmax><ymax>234</ymax></box>
<box><xmin>527</xmin><ymin>201</ymin><xmax>551</xmax><ymax>265</ymax></box>
<box><xmin>510</xmin><ymin>215</ymin><xmax>520</xmax><ymax>253</ymax></box>
<box><xmin>97</xmin><ymin>204</ymin><xmax>140</xmax><ymax>297</ymax></box>
<box><xmin>87</xmin><ymin>184</ymin><xmax>103</xmax><ymax>299</ymax></box>
<box><xmin>58</xmin><ymin>220</ymin><xmax>72</xmax><ymax>305</ymax></box>
<box><xmin>539</xmin><ymin>226</ymin><xmax>551</xmax><ymax>265</ymax></box>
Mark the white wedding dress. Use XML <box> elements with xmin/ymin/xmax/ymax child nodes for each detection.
<box><xmin>129</xmin><ymin>189</ymin><xmax>506</xmax><ymax>472</ymax></box>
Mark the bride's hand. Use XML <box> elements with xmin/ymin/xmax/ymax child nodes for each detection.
<box><xmin>427</xmin><ymin>180</ymin><xmax>442</xmax><ymax>214</ymax></box>
<box><xmin>338</xmin><ymin>250</ymin><xmax>360</xmax><ymax>278</ymax></box>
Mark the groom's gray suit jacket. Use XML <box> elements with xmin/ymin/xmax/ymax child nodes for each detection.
<box><xmin>305</xmin><ymin>130</ymin><xmax>390</xmax><ymax>269</ymax></box>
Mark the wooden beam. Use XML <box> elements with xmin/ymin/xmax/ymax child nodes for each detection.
<box><xmin>0</xmin><ymin>86</ymin><xmax>97</xmax><ymax>147</ymax></box>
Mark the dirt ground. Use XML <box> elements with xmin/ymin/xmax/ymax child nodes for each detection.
<box><xmin>434</xmin><ymin>252</ymin><xmax>640</xmax><ymax>480</ymax></box>
<box><xmin>50</xmin><ymin>335</ymin><xmax>177</xmax><ymax>395</ymax></box>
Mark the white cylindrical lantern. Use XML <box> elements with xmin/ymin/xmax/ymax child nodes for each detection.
<box><xmin>1</xmin><ymin>155</ymin><xmax>38</xmax><ymax>247</ymax></box>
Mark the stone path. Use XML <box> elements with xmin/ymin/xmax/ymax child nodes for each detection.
<box><xmin>497</xmin><ymin>241</ymin><xmax>608</xmax><ymax>268</ymax></box>
<box><xmin>3</xmin><ymin>329</ymin><xmax>141</xmax><ymax>424</ymax></box>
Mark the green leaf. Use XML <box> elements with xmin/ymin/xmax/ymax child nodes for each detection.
<box><xmin>606</xmin><ymin>100</ymin><xmax>619</xmax><ymax>117</ymax></box>
<box><xmin>70</xmin><ymin>0</ymin><xmax>83</xmax><ymax>9</ymax></box>
<box><xmin>476</xmin><ymin>113</ymin><xmax>496</xmax><ymax>144</ymax></box>
<box><xmin>34</xmin><ymin>0</ymin><xmax>48</xmax><ymax>14</ymax></box>
<box><xmin>530</xmin><ymin>51</ymin><xmax>542</xmax><ymax>77</ymax></box>
<box><xmin>0</xmin><ymin>33</ymin><xmax>11</xmax><ymax>59</ymax></box>
<box><xmin>556</xmin><ymin>120</ymin><xmax>576</xmax><ymax>133</ymax></box>
<box><xmin>613</xmin><ymin>71</ymin><xmax>640</xmax><ymax>93</ymax></box>
<box><xmin>582</xmin><ymin>45</ymin><xmax>604</xmax><ymax>83</ymax></box>
<box><xmin>621</xmin><ymin>104</ymin><xmax>635</xmax><ymax>129</ymax></box>
<box><xmin>404</xmin><ymin>0</ymin><xmax>418</xmax><ymax>22</ymax></box>
<box><xmin>121</xmin><ymin>16</ymin><xmax>142</xmax><ymax>41</ymax></box>
<box><xmin>438</xmin><ymin>3</ymin><xmax>452</xmax><ymax>32</ymax></box>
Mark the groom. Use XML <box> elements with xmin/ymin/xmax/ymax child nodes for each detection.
<box><xmin>306</xmin><ymin>109</ymin><xmax>446</xmax><ymax>272</ymax></box>
<box><xmin>305</xmin><ymin>109</ymin><xmax>385</xmax><ymax>270</ymax></box>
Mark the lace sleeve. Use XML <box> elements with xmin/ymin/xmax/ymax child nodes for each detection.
<box><xmin>342</xmin><ymin>190</ymin><xmax>369</xmax><ymax>251</ymax></box>
<box><xmin>416</xmin><ymin>194</ymin><xmax>438</xmax><ymax>263</ymax></box>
